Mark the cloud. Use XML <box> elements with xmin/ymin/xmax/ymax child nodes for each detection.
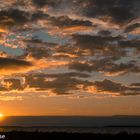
<box><xmin>0</xmin><ymin>72</ymin><xmax>140</xmax><ymax>97</ymax></box>
<box><xmin>0</xmin><ymin>72</ymin><xmax>90</xmax><ymax>94</ymax></box>
<box><xmin>32</xmin><ymin>0</ymin><xmax>59</xmax><ymax>7</ymax></box>
<box><xmin>24</xmin><ymin>45</ymin><xmax>51</xmax><ymax>59</ymax></box>
<box><xmin>22</xmin><ymin>37</ymin><xmax>58</xmax><ymax>59</ymax></box>
<box><xmin>73</xmin><ymin>34</ymin><xmax>122</xmax><ymax>47</ymax></box>
<box><xmin>94</xmin><ymin>79</ymin><xmax>126</xmax><ymax>93</ymax></box>
<box><xmin>130</xmin><ymin>83</ymin><xmax>140</xmax><ymax>87</ymax></box>
<box><xmin>0</xmin><ymin>8</ymin><xmax>49</xmax><ymax>31</ymax></box>
<box><xmin>48</xmin><ymin>16</ymin><xmax>92</xmax><ymax>28</ymax></box>
<box><xmin>72</xmin><ymin>34</ymin><xmax>124</xmax><ymax>57</ymax></box>
<box><xmin>0</xmin><ymin>8</ymin><xmax>30</xmax><ymax>29</ymax></box>
<box><xmin>43</xmin><ymin>72</ymin><xmax>90</xmax><ymax>78</ymax></box>
<box><xmin>0</xmin><ymin>0</ymin><xmax>139</xmax><ymax>100</ymax></box>
<box><xmin>79</xmin><ymin>0</ymin><xmax>140</xmax><ymax>25</ymax></box>
<box><xmin>93</xmin><ymin>79</ymin><xmax>140</xmax><ymax>96</ymax></box>
<box><xmin>30</xmin><ymin>0</ymin><xmax>140</xmax><ymax>26</ymax></box>
<box><xmin>125</xmin><ymin>23</ymin><xmax>140</xmax><ymax>33</ymax></box>
<box><xmin>68</xmin><ymin>62</ymin><xmax>94</xmax><ymax>72</ymax></box>
<box><xmin>23</xmin><ymin>75</ymin><xmax>140</xmax><ymax>96</ymax></box>
<box><xmin>68</xmin><ymin>59</ymin><xmax>140</xmax><ymax>76</ymax></box>
<box><xmin>0</xmin><ymin>57</ymin><xmax>32</xmax><ymax>75</ymax></box>
<box><xmin>0</xmin><ymin>95</ymin><xmax>23</xmax><ymax>101</ymax></box>
<box><xmin>0</xmin><ymin>0</ymin><xmax>17</xmax><ymax>9</ymax></box>
<box><xmin>98</xmin><ymin>30</ymin><xmax>111</xmax><ymax>36</ymax></box>
<box><xmin>1</xmin><ymin>79</ymin><xmax>24</xmax><ymax>90</ymax></box>
<box><xmin>119</xmin><ymin>39</ymin><xmax>140</xmax><ymax>50</ymax></box>
<box><xmin>31</xmin><ymin>11</ymin><xmax>49</xmax><ymax>21</ymax></box>
<box><xmin>0</xmin><ymin>72</ymin><xmax>89</xmax><ymax>95</ymax></box>
<box><xmin>24</xmin><ymin>72</ymin><xmax>91</xmax><ymax>94</ymax></box>
<box><xmin>0</xmin><ymin>57</ymin><xmax>32</xmax><ymax>67</ymax></box>
<box><xmin>1</xmin><ymin>0</ymin><xmax>139</xmax><ymax>30</ymax></box>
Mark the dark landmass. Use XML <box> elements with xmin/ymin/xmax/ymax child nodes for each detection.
<box><xmin>1</xmin><ymin>125</ymin><xmax>140</xmax><ymax>128</ymax></box>
<box><xmin>1</xmin><ymin>131</ymin><xmax>140</xmax><ymax>140</ymax></box>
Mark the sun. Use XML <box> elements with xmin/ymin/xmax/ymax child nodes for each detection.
<box><xmin>0</xmin><ymin>113</ymin><xmax>4</xmax><ymax>118</ymax></box>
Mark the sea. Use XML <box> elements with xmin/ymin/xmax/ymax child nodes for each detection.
<box><xmin>0</xmin><ymin>116</ymin><xmax>140</xmax><ymax>134</ymax></box>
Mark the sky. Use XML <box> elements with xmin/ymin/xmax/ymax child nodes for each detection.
<box><xmin>0</xmin><ymin>0</ymin><xmax>140</xmax><ymax>116</ymax></box>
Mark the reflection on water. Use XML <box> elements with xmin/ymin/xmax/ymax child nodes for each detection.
<box><xmin>0</xmin><ymin>127</ymin><xmax>140</xmax><ymax>134</ymax></box>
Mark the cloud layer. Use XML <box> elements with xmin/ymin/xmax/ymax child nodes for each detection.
<box><xmin>0</xmin><ymin>0</ymin><xmax>140</xmax><ymax>100</ymax></box>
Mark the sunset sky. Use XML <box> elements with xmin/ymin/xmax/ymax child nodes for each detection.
<box><xmin>0</xmin><ymin>0</ymin><xmax>140</xmax><ymax>116</ymax></box>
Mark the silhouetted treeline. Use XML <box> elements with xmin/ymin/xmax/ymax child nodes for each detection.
<box><xmin>1</xmin><ymin>131</ymin><xmax>140</xmax><ymax>140</ymax></box>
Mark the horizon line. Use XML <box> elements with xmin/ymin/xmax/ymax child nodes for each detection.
<box><xmin>3</xmin><ymin>115</ymin><xmax>140</xmax><ymax>117</ymax></box>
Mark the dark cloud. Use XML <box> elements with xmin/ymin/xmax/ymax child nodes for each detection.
<box><xmin>3</xmin><ymin>79</ymin><xmax>23</xmax><ymax>90</ymax></box>
<box><xmin>24</xmin><ymin>45</ymin><xmax>50</xmax><ymax>59</ymax></box>
<box><xmin>119</xmin><ymin>39</ymin><xmax>140</xmax><ymax>50</ymax></box>
<box><xmin>53</xmin><ymin>44</ymin><xmax>83</xmax><ymax>59</ymax></box>
<box><xmin>72</xmin><ymin>34</ymin><xmax>125</xmax><ymax>58</ymax></box>
<box><xmin>31</xmin><ymin>11</ymin><xmax>49</xmax><ymax>21</ymax></box>
<box><xmin>24</xmin><ymin>74</ymin><xmax>140</xmax><ymax>96</ymax></box>
<box><xmin>0</xmin><ymin>86</ymin><xmax>7</xmax><ymax>92</ymax></box>
<box><xmin>105</xmin><ymin>63</ymin><xmax>140</xmax><ymax>75</ymax></box>
<box><xmin>0</xmin><ymin>78</ymin><xmax>23</xmax><ymax>91</ymax></box>
<box><xmin>24</xmin><ymin>72</ymin><xmax>91</xmax><ymax>94</ymax></box>
<box><xmin>0</xmin><ymin>8</ymin><xmax>49</xmax><ymax>30</ymax></box>
<box><xmin>24</xmin><ymin>72</ymin><xmax>90</xmax><ymax>79</ymax></box>
<box><xmin>32</xmin><ymin>0</ymin><xmax>60</xmax><ymax>7</ymax></box>
<box><xmin>73</xmin><ymin>34</ymin><xmax>122</xmax><ymax>47</ymax></box>
<box><xmin>80</xmin><ymin>0</ymin><xmax>139</xmax><ymax>25</ymax></box>
<box><xmin>69</xmin><ymin>62</ymin><xmax>94</xmax><ymax>73</ymax></box>
<box><xmin>94</xmin><ymin>79</ymin><xmax>126</xmax><ymax>93</ymax></box>
<box><xmin>98</xmin><ymin>30</ymin><xmax>111</xmax><ymax>36</ymax></box>
<box><xmin>94</xmin><ymin>79</ymin><xmax>140</xmax><ymax>96</ymax></box>
<box><xmin>0</xmin><ymin>57</ymin><xmax>32</xmax><ymax>69</ymax></box>
<box><xmin>72</xmin><ymin>33</ymin><xmax>140</xmax><ymax>62</ymax></box>
<box><xmin>43</xmin><ymin>72</ymin><xmax>90</xmax><ymax>78</ymax></box>
<box><xmin>24</xmin><ymin>37</ymin><xmax>56</xmax><ymax>46</ymax></box>
<box><xmin>31</xmin><ymin>0</ymin><xmax>140</xmax><ymax>25</ymax></box>
<box><xmin>1</xmin><ymin>72</ymin><xmax>139</xmax><ymax>96</ymax></box>
<box><xmin>130</xmin><ymin>83</ymin><xmax>140</xmax><ymax>87</ymax></box>
<box><xmin>68</xmin><ymin>58</ymin><xmax>140</xmax><ymax>75</ymax></box>
<box><xmin>22</xmin><ymin>37</ymin><xmax>58</xmax><ymax>59</ymax></box>
<box><xmin>1</xmin><ymin>0</ymin><xmax>139</xmax><ymax>30</ymax></box>
<box><xmin>0</xmin><ymin>8</ymin><xmax>30</xmax><ymax>28</ymax></box>
<box><xmin>42</xmin><ymin>77</ymin><xmax>89</xmax><ymax>95</ymax></box>
<box><xmin>107</xmin><ymin>6</ymin><xmax>134</xmax><ymax>24</ymax></box>
<box><xmin>49</xmin><ymin>16</ymin><xmax>92</xmax><ymax>28</ymax></box>
<box><xmin>124</xmin><ymin>23</ymin><xmax>140</xmax><ymax>32</ymax></box>
<box><xmin>32</xmin><ymin>0</ymin><xmax>47</xmax><ymax>7</ymax></box>
<box><xmin>73</xmin><ymin>34</ymin><xmax>123</xmax><ymax>52</ymax></box>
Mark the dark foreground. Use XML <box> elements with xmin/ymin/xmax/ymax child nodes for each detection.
<box><xmin>1</xmin><ymin>131</ymin><xmax>140</xmax><ymax>140</ymax></box>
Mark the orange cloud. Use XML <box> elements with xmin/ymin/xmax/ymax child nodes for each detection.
<box><xmin>62</xmin><ymin>26</ymin><xmax>92</xmax><ymax>34</ymax></box>
<box><xmin>0</xmin><ymin>27</ymin><xmax>8</xmax><ymax>33</ymax></box>
<box><xmin>0</xmin><ymin>96</ymin><xmax>23</xmax><ymax>101</ymax></box>
<box><xmin>0</xmin><ymin>56</ymin><xmax>69</xmax><ymax>76</ymax></box>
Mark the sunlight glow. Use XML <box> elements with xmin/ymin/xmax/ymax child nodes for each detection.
<box><xmin>0</xmin><ymin>113</ymin><xmax>4</xmax><ymax>118</ymax></box>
